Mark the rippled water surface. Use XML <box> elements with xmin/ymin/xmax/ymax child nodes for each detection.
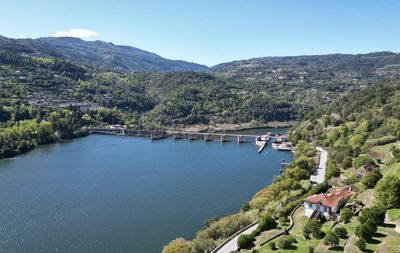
<box><xmin>0</xmin><ymin>128</ymin><xmax>292</xmax><ymax>252</ymax></box>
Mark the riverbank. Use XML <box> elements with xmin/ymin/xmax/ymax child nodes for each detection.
<box><xmin>0</xmin><ymin>121</ymin><xmax>293</xmax><ymax>161</ymax></box>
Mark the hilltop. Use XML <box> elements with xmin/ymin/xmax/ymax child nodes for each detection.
<box><xmin>0</xmin><ymin>35</ymin><xmax>209</xmax><ymax>72</ymax></box>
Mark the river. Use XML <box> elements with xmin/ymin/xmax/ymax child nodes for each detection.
<box><xmin>0</xmin><ymin>128</ymin><xmax>292</xmax><ymax>252</ymax></box>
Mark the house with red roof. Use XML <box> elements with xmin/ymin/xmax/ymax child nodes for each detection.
<box><xmin>304</xmin><ymin>185</ymin><xmax>356</xmax><ymax>220</ymax></box>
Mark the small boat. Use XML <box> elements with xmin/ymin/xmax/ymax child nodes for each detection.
<box><xmin>277</xmin><ymin>142</ymin><xmax>293</xmax><ymax>151</ymax></box>
<box><xmin>272</xmin><ymin>138</ymin><xmax>283</xmax><ymax>150</ymax></box>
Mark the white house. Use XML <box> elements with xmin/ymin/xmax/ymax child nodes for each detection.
<box><xmin>304</xmin><ymin>185</ymin><xmax>356</xmax><ymax>220</ymax></box>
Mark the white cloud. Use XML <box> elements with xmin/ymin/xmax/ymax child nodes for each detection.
<box><xmin>51</xmin><ymin>28</ymin><xmax>99</xmax><ymax>39</ymax></box>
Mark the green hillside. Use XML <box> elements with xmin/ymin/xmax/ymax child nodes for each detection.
<box><xmin>163</xmin><ymin>77</ymin><xmax>400</xmax><ymax>253</ymax></box>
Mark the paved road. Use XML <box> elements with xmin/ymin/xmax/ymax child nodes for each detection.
<box><xmin>310</xmin><ymin>147</ymin><xmax>328</xmax><ymax>184</ymax></box>
<box><xmin>214</xmin><ymin>223</ymin><xmax>259</xmax><ymax>253</ymax></box>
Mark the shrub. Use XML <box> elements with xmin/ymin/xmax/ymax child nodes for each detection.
<box><xmin>241</xmin><ymin>201</ymin><xmax>251</xmax><ymax>212</ymax></box>
<box><xmin>308</xmin><ymin>246</ymin><xmax>314</xmax><ymax>253</ymax></box>
<box><xmin>339</xmin><ymin>208</ymin><xmax>353</xmax><ymax>223</ymax></box>
<box><xmin>334</xmin><ymin>227</ymin><xmax>347</xmax><ymax>238</ymax></box>
<box><xmin>162</xmin><ymin>238</ymin><xmax>192</xmax><ymax>253</ymax></box>
<box><xmin>251</xmin><ymin>215</ymin><xmax>277</xmax><ymax>237</ymax></box>
<box><xmin>204</xmin><ymin>217</ymin><xmax>219</xmax><ymax>227</ymax></box>
<box><xmin>237</xmin><ymin>234</ymin><xmax>254</xmax><ymax>249</ymax></box>
<box><xmin>269</xmin><ymin>241</ymin><xmax>276</xmax><ymax>250</ymax></box>
<box><xmin>355</xmin><ymin>221</ymin><xmax>377</xmax><ymax>241</ymax></box>
<box><xmin>392</xmin><ymin>147</ymin><xmax>400</xmax><ymax>159</ymax></box>
<box><xmin>352</xmin><ymin>156</ymin><xmax>375</xmax><ymax>168</ymax></box>
<box><xmin>279</xmin><ymin>217</ymin><xmax>287</xmax><ymax>226</ymax></box>
<box><xmin>258</xmin><ymin>215</ymin><xmax>277</xmax><ymax>231</ymax></box>
<box><xmin>324</xmin><ymin>231</ymin><xmax>339</xmax><ymax>248</ymax></box>
<box><xmin>359</xmin><ymin>206</ymin><xmax>386</xmax><ymax>226</ymax></box>
<box><xmin>325</xmin><ymin>160</ymin><xmax>340</xmax><ymax>180</ymax></box>
<box><xmin>309</xmin><ymin>181</ymin><xmax>330</xmax><ymax>195</ymax></box>
<box><xmin>367</xmin><ymin>135</ymin><xmax>397</xmax><ymax>147</ymax></box>
<box><xmin>342</xmin><ymin>156</ymin><xmax>353</xmax><ymax>169</ymax></box>
<box><xmin>191</xmin><ymin>213</ymin><xmax>251</xmax><ymax>252</ymax></box>
<box><xmin>277</xmin><ymin>235</ymin><xmax>296</xmax><ymax>249</ymax></box>
<box><xmin>303</xmin><ymin>218</ymin><xmax>323</xmax><ymax>238</ymax></box>
<box><xmin>355</xmin><ymin>238</ymin><xmax>367</xmax><ymax>251</ymax></box>
<box><xmin>362</xmin><ymin>168</ymin><xmax>382</xmax><ymax>189</ymax></box>
<box><xmin>277</xmin><ymin>198</ymin><xmax>304</xmax><ymax>218</ymax></box>
<box><xmin>374</xmin><ymin>175</ymin><xmax>400</xmax><ymax>209</ymax></box>
<box><xmin>344</xmin><ymin>177</ymin><xmax>359</xmax><ymax>185</ymax></box>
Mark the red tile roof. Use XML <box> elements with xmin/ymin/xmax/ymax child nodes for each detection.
<box><xmin>305</xmin><ymin>185</ymin><xmax>355</xmax><ymax>208</ymax></box>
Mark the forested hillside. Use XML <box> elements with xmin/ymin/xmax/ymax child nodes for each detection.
<box><xmin>2</xmin><ymin>45</ymin><xmax>400</xmax><ymax>130</ymax></box>
<box><xmin>2</xmin><ymin>36</ymin><xmax>400</xmax><ymax>160</ymax></box>
<box><xmin>163</xmin><ymin>77</ymin><xmax>400</xmax><ymax>253</ymax></box>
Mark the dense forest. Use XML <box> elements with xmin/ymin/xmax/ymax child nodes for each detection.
<box><xmin>1</xmin><ymin>38</ymin><xmax>400</xmax><ymax>159</ymax></box>
<box><xmin>2</xmin><ymin>47</ymin><xmax>400</xmax><ymax>128</ymax></box>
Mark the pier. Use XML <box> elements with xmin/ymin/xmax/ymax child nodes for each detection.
<box><xmin>88</xmin><ymin>127</ymin><xmax>288</xmax><ymax>144</ymax></box>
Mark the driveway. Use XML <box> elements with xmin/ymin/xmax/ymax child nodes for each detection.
<box><xmin>310</xmin><ymin>147</ymin><xmax>328</xmax><ymax>184</ymax></box>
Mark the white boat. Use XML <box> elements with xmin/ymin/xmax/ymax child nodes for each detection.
<box><xmin>277</xmin><ymin>142</ymin><xmax>293</xmax><ymax>151</ymax></box>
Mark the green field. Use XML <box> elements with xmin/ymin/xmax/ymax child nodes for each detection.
<box><xmin>388</xmin><ymin>209</ymin><xmax>400</xmax><ymax>221</ymax></box>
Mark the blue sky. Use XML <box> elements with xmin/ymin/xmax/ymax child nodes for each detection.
<box><xmin>1</xmin><ymin>0</ymin><xmax>399</xmax><ymax>66</ymax></box>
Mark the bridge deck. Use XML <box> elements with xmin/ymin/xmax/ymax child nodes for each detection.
<box><xmin>88</xmin><ymin>128</ymin><xmax>288</xmax><ymax>139</ymax></box>
<box><xmin>166</xmin><ymin>131</ymin><xmax>259</xmax><ymax>138</ymax></box>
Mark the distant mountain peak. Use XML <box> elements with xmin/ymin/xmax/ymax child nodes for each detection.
<box><xmin>0</xmin><ymin>35</ymin><xmax>209</xmax><ymax>72</ymax></box>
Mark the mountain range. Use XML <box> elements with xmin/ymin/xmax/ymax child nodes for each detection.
<box><xmin>1</xmin><ymin>35</ymin><xmax>400</xmax><ymax>74</ymax></box>
<box><xmin>0</xmin><ymin>35</ymin><xmax>208</xmax><ymax>72</ymax></box>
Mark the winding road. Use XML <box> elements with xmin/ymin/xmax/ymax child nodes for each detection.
<box><xmin>212</xmin><ymin>222</ymin><xmax>259</xmax><ymax>253</ymax></box>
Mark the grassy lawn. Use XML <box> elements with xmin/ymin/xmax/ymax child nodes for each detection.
<box><xmin>251</xmin><ymin>204</ymin><xmax>400</xmax><ymax>253</ymax></box>
<box><xmin>387</xmin><ymin>209</ymin><xmax>400</xmax><ymax>221</ymax></box>
<box><xmin>374</xmin><ymin>225</ymin><xmax>400</xmax><ymax>253</ymax></box>
<box><xmin>357</xmin><ymin>189</ymin><xmax>374</xmax><ymax>207</ymax></box>
<box><xmin>254</xmin><ymin>206</ymin><xmax>400</xmax><ymax>253</ymax></box>
<box><xmin>256</xmin><ymin>207</ymin><xmax>343</xmax><ymax>253</ymax></box>
<box><xmin>341</xmin><ymin>167</ymin><xmax>357</xmax><ymax>179</ymax></box>
<box><xmin>382</xmin><ymin>162</ymin><xmax>400</xmax><ymax>178</ymax></box>
<box><xmin>341</xmin><ymin>215</ymin><xmax>400</xmax><ymax>253</ymax></box>
<box><xmin>370</xmin><ymin>144</ymin><xmax>392</xmax><ymax>155</ymax></box>
<box><xmin>254</xmin><ymin>228</ymin><xmax>284</xmax><ymax>245</ymax></box>
<box><xmin>370</xmin><ymin>142</ymin><xmax>399</xmax><ymax>164</ymax></box>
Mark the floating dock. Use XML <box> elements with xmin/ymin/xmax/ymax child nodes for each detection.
<box><xmin>257</xmin><ymin>138</ymin><xmax>269</xmax><ymax>153</ymax></box>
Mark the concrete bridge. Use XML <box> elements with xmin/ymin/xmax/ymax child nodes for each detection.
<box><xmin>88</xmin><ymin>127</ymin><xmax>288</xmax><ymax>144</ymax></box>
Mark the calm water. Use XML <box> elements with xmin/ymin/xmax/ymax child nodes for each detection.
<box><xmin>0</xmin><ymin>128</ymin><xmax>292</xmax><ymax>253</ymax></box>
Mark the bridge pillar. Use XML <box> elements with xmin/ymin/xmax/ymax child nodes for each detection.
<box><xmin>204</xmin><ymin>134</ymin><xmax>211</xmax><ymax>142</ymax></box>
<box><xmin>237</xmin><ymin>135</ymin><xmax>244</xmax><ymax>143</ymax></box>
<box><xmin>173</xmin><ymin>133</ymin><xmax>181</xmax><ymax>140</ymax></box>
<box><xmin>220</xmin><ymin>135</ymin><xmax>226</xmax><ymax>142</ymax></box>
<box><xmin>188</xmin><ymin>133</ymin><xmax>196</xmax><ymax>141</ymax></box>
